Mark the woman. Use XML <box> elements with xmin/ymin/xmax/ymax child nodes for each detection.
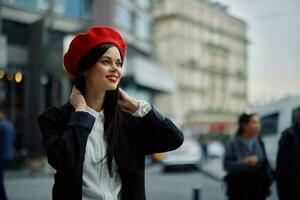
<box><xmin>223</xmin><ymin>113</ymin><xmax>273</xmax><ymax>200</ymax></box>
<box><xmin>38</xmin><ymin>26</ymin><xmax>184</xmax><ymax>200</ymax></box>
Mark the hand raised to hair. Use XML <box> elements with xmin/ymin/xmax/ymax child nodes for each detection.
<box><xmin>118</xmin><ymin>88</ymin><xmax>139</xmax><ymax>114</ymax></box>
<box><xmin>70</xmin><ymin>86</ymin><xmax>87</xmax><ymax>112</ymax></box>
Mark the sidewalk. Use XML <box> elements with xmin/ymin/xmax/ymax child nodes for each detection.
<box><xmin>5</xmin><ymin>163</ymin><xmax>55</xmax><ymax>179</ymax></box>
<box><xmin>6</xmin><ymin>158</ymin><xmax>226</xmax><ymax>180</ymax></box>
<box><xmin>201</xmin><ymin>157</ymin><xmax>225</xmax><ymax>181</ymax></box>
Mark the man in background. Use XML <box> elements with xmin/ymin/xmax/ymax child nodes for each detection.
<box><xmin>276</xmin><ymin>106</ymin><xmax>300</xmax><ymax>200</ymax></box>
<box><xmin>0</xmin><ymin>107</ymin><xmax>15</xmax><ymax>200</ymax></box>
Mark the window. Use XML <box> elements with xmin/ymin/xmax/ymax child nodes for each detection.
<box><xmin>65</xmin><ymin>0</ymin><xmax>81</xmax><ymax>19</ymax></box>
<box><xmin>260</xmin><ymin>113</ymin><xmax>279</xmax><ymax>135</ymax></box>
<box><xmin>134</xmin><ymin>17</ymin><xmax>151</xmax><ymax>41</ymax></box>
<box><xmin>136</xmin><ymin>0</ymin><xmax>151</xmax><ymax>11</ymax></box>
<box><xmin>53</xmin><ymin>0</ymin><xmax>81</xmax><ymax>19</ymax></box>
<box><xmin>81</xmin><ymin>0</ymin><xmax>93</xmax><ymax>21</ymax></box>
<box><xmin>38</xmin><ymin>0</ymin><xmax>49</xmax><ymax>10</ymax></box>
<box><xmin>53</xmin><ymin>0</ymin><xmax>66</xmax><ymax>15</ymax></box>
<box><xmin>2</xmin><ymin>20</ymin><xmax>29</xmax><ymax>46</ymax></box>
<box><xmin>12</xmin><ymin>0</ymin><xmax>49</xmax><ymax>10</ymax></box>
<box><xmin>15</xmin><ymin>0</ymin><xmax>37</xmax><ymax>9</ymax></box>
<box><xmin>52</xmin><ymin>0</ymin><xmax>90</xmax><ymax>20</ymax></box>
<box><xmin>1</xmin><ymin>0</ymin><xmax>9</xmax><ymax>4</ymax></box>
<box><xmin>115</xmin><ymin>4</ymin><xmax>133</xmax><ymax>32</ymax></box>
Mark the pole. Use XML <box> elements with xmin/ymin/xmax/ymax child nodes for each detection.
<box><xmin>192</xmin><ymin>186</ymin><xmax>202</xmax><ymax>200</ymax></box>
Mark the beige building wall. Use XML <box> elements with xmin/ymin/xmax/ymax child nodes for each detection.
<box><xmin>153</xmin><ymin>0</ymin><xmax>248</xmax><ymax>128</ymax></box>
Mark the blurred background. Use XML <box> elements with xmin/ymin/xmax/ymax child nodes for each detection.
<box><xmin>0</xmin><ymin>0</ymin><xmax>299</xmax><ymax>199</ymax></box>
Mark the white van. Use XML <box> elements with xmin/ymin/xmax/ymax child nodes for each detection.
<box><xmin>249</xmin><ymin>95</ymin><xmax>300</xmax><ymax>168</ymax></box>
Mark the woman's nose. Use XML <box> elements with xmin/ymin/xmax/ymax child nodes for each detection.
<box><xmin>109</xmin><ymin>64</ymin><xmax>120</xmax><ymax>73</ymax></box>
<box><xmin>110</xmin><ymin>63</ymin><xmax>118</xmax><ymax>70</ymax></box>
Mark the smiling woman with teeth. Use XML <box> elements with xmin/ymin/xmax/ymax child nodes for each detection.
<box><xmin>38</xmin><ymin>26</ymin><xmax>184</xmax><ymax>200</ymax></box>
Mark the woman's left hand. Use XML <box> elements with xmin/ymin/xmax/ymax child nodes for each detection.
<box><xmin>118</xmin><ymin>88</ymin><xmax>139</xmax><ymax>114</ymax></box>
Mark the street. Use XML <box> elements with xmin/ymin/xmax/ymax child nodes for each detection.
<box><xmin>6</xmin><ymin>174</ymin><xmax>52</xmax><ymax>200</ymax></box>
<box><xmin>5</xmin><ymin>159</ymin><xmax>279</xmax><ymax>200</ymax></box>
<box><xmin>145</xmin><ymin>164</ymin><xmax>224</xmax><ymax>200</ymax></box>
<box><xmin>5</xmin><ymin>164</ymin><xmax>224</xmax><ymax>200</ymax></box>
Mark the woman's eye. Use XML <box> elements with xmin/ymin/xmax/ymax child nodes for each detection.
<box><xmin>101</xmin><ymin>60</ymin><xmax>110</xmax><ymax>65</ymax></box>
<box><xmin>116</xmin><ymin>62</ymin><xmax>122</xmax><ymax>68</ymax></box>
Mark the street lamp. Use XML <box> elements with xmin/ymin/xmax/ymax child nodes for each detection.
<box><xmin>0</xmin><ymin>69</ymin><xmax>4</xmax><ymax>79</ymax></box>
<box><xmin>15</xmin><ymin>71</ymin><xmax>23</xmax><ymax>83</ymax></box>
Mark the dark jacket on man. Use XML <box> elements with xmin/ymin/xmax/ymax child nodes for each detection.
<box><xmin>38</xmin><ymin>102</ymin><xmax>183</xmax><ymax>200</ymax></box>
<box><xmin>276</xmin><ymin>125</ymin><xmax>300</xmax><ymax>200</ymax></box>
<box><xmin>0</xmin><ymin>117</ymin><xmax>15</xmax><ymax>162</ymax></box>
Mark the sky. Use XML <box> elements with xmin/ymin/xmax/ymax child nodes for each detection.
<box><xmin>217</xmin><ymin>0</ymin><xmax>300</xmax><ymax>103</ymax></box>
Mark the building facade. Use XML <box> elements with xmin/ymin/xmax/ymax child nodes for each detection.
<box><xmin>153</xmin><ymin>0</ymin><xmax>248</xmax><ymax>135</ymax></box>
<box><xmin>0</xmin><ymin>0</ymin><xmax>174</xmax><ymax>156</ymax></box>
<box><xmin>0</xmin><ymin>0</ymin><xmax>94</xmax><ymax>155</ymax></box>
<box><xmin>94</xmin><ymin>0</ymin><xmax>174</xmax><ymax>102</ymax></box>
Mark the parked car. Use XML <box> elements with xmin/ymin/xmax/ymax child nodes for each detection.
<box><xmin>207</xmin><ymin>141</ymin><xmax>225</xmax><ymax>158</ymax></box>
<box><xmin>161</xmin><ymin>139</ymin><xmax>202</xmax><ymax>172</ymax></box>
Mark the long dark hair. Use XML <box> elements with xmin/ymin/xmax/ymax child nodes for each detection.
<box><xmin>74</xmin><ymin>44</ymin><xmax>137</xmax><ymax>176</ymax></box>
<box><xmin>236</xmin><ymin>113</ymin><xmax>257</xmax><ymax>136</ymax></box>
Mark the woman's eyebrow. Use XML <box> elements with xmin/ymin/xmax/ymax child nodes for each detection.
<box><xmin>100</xmin><ymin>56</ymin><xmax>112</xmax><ymax>60</ymax></box>
<box><xmin>100</xmin><ymin>56</ymin><xmax>122</xmax><ymax>62</ymax></box>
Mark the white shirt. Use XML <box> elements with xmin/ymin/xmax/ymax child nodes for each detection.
<box><xmin>82</xmin><ymin>100</ymin><xmax>152</xmax><ymax>200</ymax></box>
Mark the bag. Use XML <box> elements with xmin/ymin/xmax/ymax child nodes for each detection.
<box><xmin>224</xmin><ymin>169</ymin><xmax>272</xmax><ymax>199</ymax></box>
<box><xmin>257</xmin><ymin>166</ymin><xmax>272</xmax><ymax>197</ymax></box>
<box><xmin>224</xmin><ymin>172</ymin><xmax>250</xmax><ymax>198</ymax></box>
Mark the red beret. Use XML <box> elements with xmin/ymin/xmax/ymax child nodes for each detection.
<box><xmin>63</xmin><ymin>26</ymin><xmax>127</xmax><ymax>76</ymax></box>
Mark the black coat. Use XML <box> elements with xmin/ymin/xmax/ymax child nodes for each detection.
<box><xmin>276</xmin><ymin>125</ymin><xmax>300</xmax><ymax>200</ymax></box>
<box><xmin>38</xmin><ymin>102</ymin><xmax>184</xmax><ymax>200</ymax></box>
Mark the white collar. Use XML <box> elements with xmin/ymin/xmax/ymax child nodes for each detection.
<box><xmin>85</xmin><ymin>105</ymin><xmax>104</xmax><ymax>119</ymax></box>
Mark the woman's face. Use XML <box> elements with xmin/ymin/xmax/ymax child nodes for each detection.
<box><xmin>85</xmin><ymin>46</ymin><xmax>123</xmax><ymax>92</ymax></box>
<box><xmin>243</xmin><ymin>115</ymin><xmax>261</xmax><ymax>136</ymax></box>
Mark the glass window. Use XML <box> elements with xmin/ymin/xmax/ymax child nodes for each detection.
<box><xmin>136</xmin><ymin>0</ymin><xmax>151</xmax><ymax>11</ymax></box>
<box><xmin>260</xmin><ymin>113</ymin><xmax>279</xmax><ymax>135</ymax></box>
<box><xmin>134</xmin><ymin>17</ymin><xmax>150</xmax><ymax>41</ymax></box>
<box><xmin>2</xmin><ymin>20</ymin><xmax>29</xmax><ymax>46</ymax></box>
<box><xmin>12</xmin><ymin>0</ymin><xmax>49</xmax><ymax>10</ymax></box>
<box><xmin>65</xmin><ymin>0</ymin><xmax>81</xmax><ymax>19</ymax></box>
<box><xmin>53</xmin><ymin>0</ymin><xmax>66</xmax><ymax>15</ymax></box>
<box><xmin>115</xmin><ymin>4</ymin><xmax>132</xmax><ymax>32</ymax></box>
<box><xmin>38</xmin><ymin>0</ymin><xmax>49</xmax><ymax>10</ymax></box>
<box><xmin>1</xmin><ymin>0</ymin><xmax>9</xmax><ymax>4</ymax></box>
<box><xmin>52</xmin><ymin>0</ymin><xmax>90</xmax><ymax>20</ymax></box>
<box><xmin>15</xmin><ymin>0</ymin><xmax>37</xmax><ymax>9</ymax></box>
<box><xmin>81</xmin><ymin>0</ymin><xmax>93</xmax><ymax>21</ymax></box>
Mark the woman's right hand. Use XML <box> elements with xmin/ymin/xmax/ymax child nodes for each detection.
<box><xmin>69</xmin><ymin>86</ymin><xmax>87</xmax><ymax>112</ymax></box>
<box><xmin>243</xmin><ymin>155</ymin><xmax>259</xmax><ymax>167</ymax></box>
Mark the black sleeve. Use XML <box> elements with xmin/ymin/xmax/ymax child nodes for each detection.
<box><xmin>133</xmin><ymin>106</ymin><xmax>184</xmax><ymax>155</ymax></box>
<box><xmin>38</xmin><ymin>108</ymin><xmax>95</xmax><ymax>173</ymax></box>
<box><xmin>276</xmin><ymin>131</ymin><xmax>293</xmax><ymax>200</ymax></box>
